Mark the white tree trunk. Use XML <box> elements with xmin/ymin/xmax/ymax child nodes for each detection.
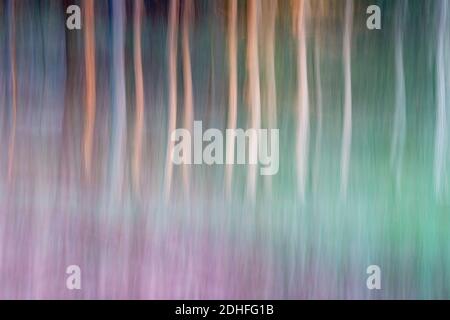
<box><xmin>296</xmin><ymin>0</ymin><xmax>310</xmax><ymax>203</ymax></box>
<box><xmin>340</xmin><ymin>0</ymin><xmax>353</xmax><ymax>200</ymax></box>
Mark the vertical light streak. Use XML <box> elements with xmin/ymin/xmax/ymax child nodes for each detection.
<box><xmin>133</xmin><ymin>0</ymin><xmax>144</xmax><ymax>191</ymax></box>
<box><xmin>182</xmin><ymin>0</ymin><xmax>194</xmax><ymax>195</ymax></box>
<box><xmin>246</xmin><ymin>0</ymin><xmax>261</xmax><ymax>202</ymax></box>
<box><xmin>296</xmin><ymin>0</ymin><xmax>309</xmax><ymax>203</ymax></box>
<box><xmin>164</xmin><ymin>0</ymin><xmax>179</xmax><ymax>201</ymax></box>
<box><xmin>265</xmin><ymin>0</ymin><xmax>277</xmax><ymax>129</ymax></box>
<box><xmin>263</xmin><ymin>0</ymin><xmax>277</xmax><ymax>194</ymax></box>
<box><xmin>83</xmin><ymin>0</ymin><xmax>96</xmax><ymax>181</ymax></box>
<box><xmin>340</xmin><ymin>0</ymin><xmax>353</xmax><ymax>200</ymax></box>
<box><xmin>226</xmin><ymin>0</ymin><xmax>237</xmax><ymax>196</ymax></box>
<box><xmin>391</xmin><ymin>0</ymin><xmax>407</xmax><ymax>191</ymax></box>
